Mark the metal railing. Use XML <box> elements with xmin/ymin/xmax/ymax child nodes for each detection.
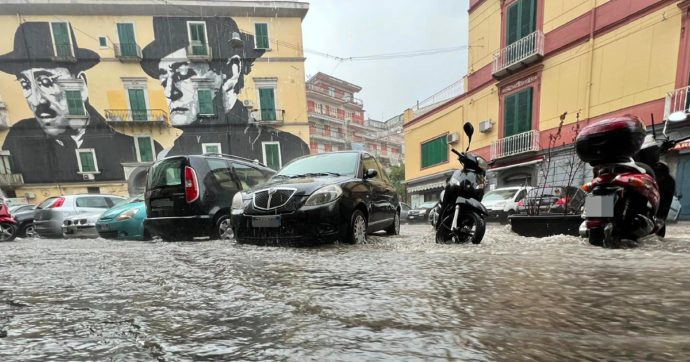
<box><xmin>252</xmin><ymin>108</ymin><xmax>285</xmax><ymax>124</ymax></box>
<box><xmin>104</xmin><ymin>109</ymin><xmax>168</xmax><ymax>123</ymax></box>
<box><xmin>115</xmin><ymin>43</ymin><xmax>142</xmax><ymax>60</ymax></box>
<box><xmin>492</xmin><ymin>31</ymin><xmax>544</xmax><ymax>75</ymax></box>
<box><xmin>664</xmin><ymin>85</ymin><xmax>690</xmax><ymax>119</ymax></box>
<box><xmin>310</xmin><ymin>129</ymin><xmax>347</xmax><ymax>142</ymax></box>
<box><xmin>490</xmin><ymin>130</ymin><xmax>540</xmax><ymax>160</ymax></box>
<box><xmin>306</xmin><ymin>84</ymin><xmax>363</xmax><ymax>106</ymax></box>
<box><xmin>0</xmin><ymin>173</ymin><xmax>24</xmax><ymax>187</ymax></box>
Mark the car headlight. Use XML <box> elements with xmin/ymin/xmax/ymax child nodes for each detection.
<box><xmin>231</xmin><ymin>192</ymin><xmax>245</xmax><ymax>210</ymax></box>
<box><xmin>419</xmin><ymin>209</ymin><xmax>427</xmax><ymax>215</ymax></box>
<box><xmin>304</xmin><ymin>185</ymin><xmax>342</xmax><ymax>206</ymax></box>
<box><xmin>116</xmin><ymin>208</ymin><xmax>140</xmax><ymax>221</ymax></box>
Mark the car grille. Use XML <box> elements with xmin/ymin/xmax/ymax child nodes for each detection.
<box><xmin>253</xmin><ymin>188</ymin><xmax>296</xmax><ymax>210</ymax></box>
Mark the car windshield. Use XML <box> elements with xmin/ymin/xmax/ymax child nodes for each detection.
<box><xmin>275</xmin><ymin>153</ymin><xmax>359</xmax><ymax>178</ymax></box>
<box><xmin>483</xmin><ymin>189</ymin><xmax>517</xmax><ymax>201</ymax></box>
<box><xmin>417</xmin><ymin>201</ymin><xmax>438</xmax><ymax>209</ymax></box>
<box><xmin>127</xmin><ymin>194</ymin><xmax>145</xmax><ymax>203</ymax></box>
<box><xmin>36</xmin><ymin>197</ymin><xmax>59</xmax><ymax>209</ymax></box>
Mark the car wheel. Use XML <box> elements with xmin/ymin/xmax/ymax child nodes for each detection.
<box><xmin>385</xmin><ymin>211</ymin><xmax>400</xmax><ymax>235</ymax></box>
<box><xmin>213</xmin><ymin>215</ymin><xmax>233</xmax><ymax>240</ymax></box>
<box><xmin>20</xmin><ymin>223</ymin><xmax>37</xmax><ymax>238</ymax></box>
<box><xmin>0</xmin><ymin>222</ymin><xmax>17</xmax><ymax>242</ymax></box>
<box><xmin>346</xmin><ymin>210</ymin><xmax>367</xmax><ymax>244</ymax></box>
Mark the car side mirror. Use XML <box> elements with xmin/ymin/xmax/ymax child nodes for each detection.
<box><xmin>364</xmin><ymin>168</ymin><xmax>378</xmax><ymax>179</ymax></box>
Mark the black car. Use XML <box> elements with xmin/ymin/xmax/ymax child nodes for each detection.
<box><xmin>144</xmin><ymin>153</ymin><xmax>275</xmax><ymax>241</ymax></box>
<box><xmin>13</xmin><ymin>207</ymin><xmax>37</xmax><ymax>238</ymax></box>
<box><xmin>231</xmin><ymin>151</ymin><xmax>400</xmax><ymax>245</ymax></box>
<box><xmin>517</xmin><ymin>186</ymin><xmax>586</xmax><ymax>215</ymax></box>
<box><xmin>406</xmin><ymin>201</ymin><xmax>438</xmax><ymax>223</ymax></box>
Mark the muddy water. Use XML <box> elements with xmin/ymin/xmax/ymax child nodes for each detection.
<box><xmin>1</xmin><ymin>223</ymin><xmax>690</xmax><ymax>361</ymax></box>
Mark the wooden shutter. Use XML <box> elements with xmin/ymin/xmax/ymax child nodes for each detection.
<box><xmin>117</xmin><ymin>23</ymin><xmax>137</xmax><ymax>56</ymax></box>
<box><xmin>51</xmin><ymin>22</ymin><xmax>71</xmax><ymax>57</ymax></box>
<box><xmin>189</xmin><ymin>23</ymin><xmax>207</xmax><ymax>55</ymax></box>
<box><xmin>506</xmin><ymin>3</ymin><xmax>519</xmax><ymax>45</ymax></box>
<box><xmin>259</xmin><ymin>88</ymin><xmax>276</xmax><ymax>120</ymax></box>
<box><xmin>128</xmin><ymin>89</ymin><xmax>147</xmax><ymax>121</ymax></box>
<box><xmin>255</xmin><ymin>23</ymin><xmax>269</xmax><ymax>49</ymax></box>
<box><xmin>520</xmin><ymin>0</ymin><xmax>537</xmax><ymax>39</ymax></box>
<box><xmin>198</xmin><ymin>89</ymin><xmax>214</xmax><ymax>115</ymax></box>
<box><xmin>504</xmin><ymin>92</ymin><xmax>518</xmax><ymax>137</ymax></box>
<box><xmin>265</xmin><ymin>143</ymin><xmax>280</xmax><ymax>170</ymax></box>
<box><xmin>421</xmin><ymin>136</ymin><xmax>448</xmax><ymax>168</ymax></box>
<box><xmin>137</xmin><ymin>137</ymin><xmax>154</xmax><ymax>162</ymax></box>
<box><xmin>65</xmin><ymin>90</ymin><xmax>85</xmax><ymax>116</ymax></box>
<box><xmin>79</xmin><ymin>151</ymin><xmax>96</xmax><ymax>172</ymax></box>
<box><xmin>516</xmin><ymin>87</ymin><xmax>533</xmax><ymax>134</ymax></box>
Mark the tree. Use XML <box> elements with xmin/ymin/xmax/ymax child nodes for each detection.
<box><xmin>388</xmin><ymin>164</ymin><xmax>407</xmax><ymax>202</ymax></box>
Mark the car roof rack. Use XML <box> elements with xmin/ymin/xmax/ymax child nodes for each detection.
<box><xmin>202</xmin><ymin>152</ymin><xmax>267</xmax><ymax>167</ymax></box>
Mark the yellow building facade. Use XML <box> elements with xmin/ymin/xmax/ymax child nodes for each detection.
<box><xmin>404</xmin><ymin>0</ymin><xmax>690</xmax><ymax>209</ymax></box>
<box><xmin>0</xmin><ymin>0</ymin><xmax>310</xmax><ymax>204</ymax></box>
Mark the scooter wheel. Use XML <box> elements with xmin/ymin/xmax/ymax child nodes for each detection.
<box><xmin>588</xmin><ymin>227</ymin><xmax>604</xmax><ymax>247</ymax></box>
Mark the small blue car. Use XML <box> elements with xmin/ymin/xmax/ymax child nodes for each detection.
<box><xmin>96</xmin><ymin>195</ymin><xmax>148</xmax><ymax>240</ymax></box>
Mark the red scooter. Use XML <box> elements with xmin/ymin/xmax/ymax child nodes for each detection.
<box><xmin>576</xmin><ymin>113</ymin><xmax>690</xmax><ymax>247</ymax></box>
<box><xmin>0</xmin><ymin>199</ymin><xmax>18</xmax><ymax>242</ymax></box>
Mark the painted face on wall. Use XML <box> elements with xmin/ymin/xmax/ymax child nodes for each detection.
<box><xmin>17</xmin><ymin>67</ymin><xmax>88</xmax><ymax>136</ymax></box>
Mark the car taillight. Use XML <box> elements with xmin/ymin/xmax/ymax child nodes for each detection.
<box><xmin>50</xmin><ymin>197</ymin><xmax>65</xmax><ymax>208</ymax></box>
<box><xmin>555</xmin><ymin>198</ymin><xmax>567</xmax><ymax>206</ymax></box>
<box><xmin>184</xmin><ymin>166</ymin><xmax>199</xmax><ymax>203</ymax></box>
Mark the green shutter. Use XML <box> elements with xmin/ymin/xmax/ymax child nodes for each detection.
<box><xmin>137</xmin><ymin>137</ymin><xmax>154</xmax><ymax>162</ymax></box>
<box><xmin>259</xmin><ymin>88</ymin><xmax>276</xmax><ymax>120</ymax></box>
<box><xmin>79</xmin><ymin>151</ymin><xmax>96</xmax><ymax>172</ymax></box>
<box><xmin>506</xmin><ymin>3</ymin><xmax>519</xmax><ymax>45</ymax></box>
<box><xmin>65</xmin><ymin>90</ymin><xmax>85</xmax><ymax>116</ymax></box>
<box><xmin>506</xmin><ymin>0</ymin><xmax>536</xmax><ymax>46</ymax></box>
<box><xmin>205</xmin><ymin>144</ymin><xmax>219</xmax><ymax>154</ymax></box>
<box><xmin>265</xmin><ymin>143</ymin><xmax>280</xmax><ymax>170</ymax></box>
<box><xmin>51</xmin><ymin>22</ymin><xmax>71</xmax><ymax>57</ymax></box>
<box><xmin>504</xmin><ymin>88</ymin><xmax>533</xmax><ymax>137</ymax></box>
<box><xmin>128</xmin><ymin>89</ymin><xmax>147</xmax><ymax>121</ymax></box>
<box><xmin>189</xmin><ymin>23</ymin><xmax>208</xmax><ymax>55</ymax></box>
<box><xmin>421</xmin><ymin>136</ymin><xmax>448</xmax><ymax>168</ymax></box>
<box><xmin>117</xmin><ymin>23</ymin><xmax>137</xmax><ymax>56</ymax></box>
<box><xmin>255</xmin><ymin>23</ymin><xmax>269</xmax><ymax>49</ymax></box>
<box><xmin>198</xmin><ymin>89</ymin><xmax>214</xmax><ymax>115</ymax></box>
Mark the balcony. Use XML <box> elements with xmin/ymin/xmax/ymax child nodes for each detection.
<box><xmin>252</xmin><ymin>108</ymin><xmax>285</xmax><ymax>125</ymax></box>
<box><xmin>186</xmin><ymin>44</ymin><xmax>212</xmax><ymax>61</ymax></box>
<box><xmin>664</xmin><ymin>85</ymin><xmax>690</xmax><ymax>119</ymax></box>
<box><xmin>115</xmin><ymin>43</ymin><xmax>142</xmax><ymax>62</ymax></box>
<box><xmin>492</xmin><ymin>31</ymin><xmax>544</xmax><ymax>79</ymax></box>
<box><xmin>310</xmin><ymin>129</ymin><xmax>347</xmax><ymax>143</ymax></box>
<box><xmin>0</xmin><ymin>173</ymin><xmax>24</xmax><ymax>187</ymax></box>
<box><xmin>490</xmin><ymin>130</ymin><xmax>540</xmax><ymax>160</ymax></box>
<box><xmin>308</xmin><ymin>110</ymin><xmax>346</xmax><ymax>124</ymax></box>
<box><xmin>104</xmin><ymin>109</ymin><xmax>168</xmax><ymax>126</ymax></box>
<box><xmin>306</xmin><ymin>84</ymin><xmax>363</xmax><ymax>107</ymax></box>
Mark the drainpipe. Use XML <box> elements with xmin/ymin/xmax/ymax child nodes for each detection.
<box><xmin>583</xmin><ymin>0</ymin><xmax>597</xmax><ymax>123</ymax></box>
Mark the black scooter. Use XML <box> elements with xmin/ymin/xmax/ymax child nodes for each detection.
<box><xmin>432</xmin><ymin>122</ymin><xmax>489</xmax><ymax>244</ymax></box>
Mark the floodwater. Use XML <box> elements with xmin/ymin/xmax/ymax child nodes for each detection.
<box><xmin>1</xmin><ymin>223</ymin><xmax>690</xmax><ymax>361</ymax></box>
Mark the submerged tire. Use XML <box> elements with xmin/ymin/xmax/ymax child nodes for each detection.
<box><xmin>385</xmin><ymin>211</ymin><xmax>400</xmax><ymax>236</ymax></box>
<box><xmin>436</xmin><ymin>210</ymin><xmax>485</xmax><ymax>244</ymax></box>
<box><xmin>588</xmin><ymin>227</ymin><xmax>605</xmax><ymax>247</ymax></box>
<box><xmin>346</xmin><ymin>210</ymin><xmax>367</xmax><ymax>244</ymax></box>
<box><xmin>212</xmin><ymin>215</ymin><xmax>233</xmax><ymax>240</ymax></box>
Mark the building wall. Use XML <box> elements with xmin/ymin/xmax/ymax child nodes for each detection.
<box><xmin>0</xmin><ymin>3</ymin><xmax>310</xmax><ymax>202</ymax></box>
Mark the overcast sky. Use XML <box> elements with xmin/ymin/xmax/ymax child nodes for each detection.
<box><xmin>302</xmin><ymin>0</ymin><xmax>469</xmax><ymax>121</ymax></box>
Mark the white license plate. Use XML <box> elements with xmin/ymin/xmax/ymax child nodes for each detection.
<box><xmin>408</xmin><ymin>216</ymin><xmax>416</xmax><ymax>219</ymax></box>
<box><xmin>585</xmin><ymin>195</ymin><xmax>615</xmax><ymax>217</ymax></box>
<box><xmin>96</xmin><ymin>224</ymin><xmax>110</xmax><ymax>231</ymax></box>
<box><xmin>251</xmin><ymin>215</ymin><xmax>281</xmax><ymax>228</ymax></box>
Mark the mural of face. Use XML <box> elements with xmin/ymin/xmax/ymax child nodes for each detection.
<box><xmin>17</xmin><ymin>67</ymin><xmax>88</xmax><ymax>136</ymax></box>
<box><xmin>158</xmin><ymin>48</ymin><xmax>224</xmax><ymax>125</ymax></box>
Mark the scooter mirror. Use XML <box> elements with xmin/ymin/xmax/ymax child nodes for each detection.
<box><xmin>463</xmin><ymin>122</ymin><xmax>474</xmax><ymax>151</ymax></box>
<box><xmin>667</xmin><ymin>111</ymin><xmax>688</xmax><ymax>123</ymax></box>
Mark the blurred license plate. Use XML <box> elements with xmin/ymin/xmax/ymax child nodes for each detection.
<box><xmin>251</xmin><ymin>216</ymin><xmax>281</xmax><ymax>228</ymax></box>
<box><xmin>408</xmin><ymin>215</ymin><xmax>416</xmax><ymax>220</ymax></box>
<box><xmin>96</xmin><ymin>224</ymin><xmax>110</xmax><ymax>231</ymax></box>
<box><xmin>585</xmin><ymin>195</ymin><xmax>615</xmax><ymax>217</ymax></box>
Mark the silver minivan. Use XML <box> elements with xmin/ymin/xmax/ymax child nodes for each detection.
<box><xmin>34</xmin><ymin>194</ymin><xmax>126</xmax><ymax>238</ymax></box>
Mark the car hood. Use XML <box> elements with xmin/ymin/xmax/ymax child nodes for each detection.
<box><xmin>101</xmin><ymin>201</ymin><xmax>146</xmax><ymax>219</ymax></box>
<box><xmin>245</xmin><ymin>175</ymin><xmax>354</xmax><ymax>196</ymax></box>
<box><xmin>482</xmin><ymin>199</ymin><xmax>508</xmax><ymax>207</ymax></box>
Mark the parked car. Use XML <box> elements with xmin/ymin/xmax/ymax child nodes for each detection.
<box><xmin>406</xmin><ymin>201</ymin><xmax>438</xmax><ymax>223</ymax></box>
<box><xmin>13</xmin><ymin>208</ymin><xmax>37</xmax><ymax>238</ymax></box>
<box><xmin>9</xmin><ymin>204</ymin><xmax>35</xmax><ymax>215</ymax></box>
<box><xmin>145</xmin><ymin>154</ymin><xmax>275</xmax><ymax>241</ymax></box>
<box><xmin>667</xmin><ymin>195</ymin><xmax>682</xmax><ymax>223</ymax></box>
<box><xmin>231</xmin><ymin>151</ymin><xmax>400</xmax><ymax>245</ymax></box>
<box><xmin>400</xmin><ymin>202</ymin><xmax>411</xmax><ymax>222</ymax></box>
<box><xmin>33</xmin><ymin>194</ymin><xmax>127</xmax><ymax>238</ymax></box>
<box><xmin>62</xmin><ymin>212</ymin><xmax>104</xmax><ymax>238</ymax></box>
<box><xmin>516</xmin><ymin>186</ymin><xmax>586</xmax><ymax>215</ymax></box>
<box><xmin>482</xmin><ymin>186</ymin><xmax>531</xmax><ymax>222</ymax></box>
<box><xmin>96</xmin><ymin>195</ymin><xmax>148</xmax><ymax>240</ymax></box>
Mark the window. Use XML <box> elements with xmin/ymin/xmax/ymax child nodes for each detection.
<box><xmin>87</xmin><ymin>186</ymin><xmax>100</xmax><ymax>194</ymax></box>
<box><xmin>328</xmin><ymin>87</ymin><xmax>335</xmax><ymax>97</ymax></box>
<box><xmin>148</xmin><ymin>158</ymin><xmax>182</xmax><ymax>188</ymax></box>
<box><xmin>0</xmin><ymin>154</ymin><xmax>13</xmax><ymax>174</ymax></box>
<box><xmin>202</xmin><ymin>143</ymin><xmax>221</xmax><ymax>154</ymax></box>
<box><xmin>76</xmin><ymin>149</ymin><xmax>99</xmax><ymax>173</ymax></box>
<box><xmin>506</xmin><ymin>0</ymin><xmax>536</xmax><ymax>45</ymax></box>
<box><xmin>198</xmin><ymin>89</ymin><xmax>214</xmax><ymax>116</ymax></box>
<box><xmin>255</xmin><ymin>23</ymin><xmax>270</xmax><ymax>49</ymax></box>
<box><xmin>65</xmin><ymin>90</ymin><xmax>85</xmax><ymax>116</ymax></box>
<box><xmin>503</xmin><ymin>87</ymin><xmax>533</xmax><ymax>137</ymax></box>
<box><xmin>128</xmin><ymin>88</ymin><xmax>148</xmax><ymax>121</ymax></box>
<box><xmin>116</xmin><ymin>23</ymin><xmax>137</xmax><ymax>57</ymax></box>
<box><xmin>207</xmin><ymin>158</ymin><xmax>239</xmax><ymax>191</ymax></box>
<box><xmin>50</xmin><ymin>22</ymin><xmax>72</xmax><ymax>57</ymax></box>
<box><xmin>232</xmin><ymin>162</ymin><xmax>271</xmax><ymax>190</ymax></box>
<box><xmin>98</xmin><ymin>36</ymin><xmax>107</xmax><ymax>48</ymax></box>
<box><xmin>76</xmin><ymin>196</ymin><xmax>109</xmax><ymax>208</ymax></box>
<box><xmin>187</xmin><ymin>21</ymin><xmax>208</xmax><ymax>56</ymax></box>
<box><xmin>258</xmin><ymin>88</ymin><xmax>276</xmax><ymax>120</ymax></box>
<box><xmin>135</xmin><ymin>136</ymin><xmax>155</xmax><ymax>163</ymax></box>
<box><xmin>421</xmin><ymin>135</ymin><xmax>448</xmax><ymax>168</ymax></box>
<box><xmin>262</xmin><ymin>142</ymin><xmax>282</xmax><ymax>170</ymax></box>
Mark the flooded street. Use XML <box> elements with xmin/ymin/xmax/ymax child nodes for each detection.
<box><xmin>1</xmin><ymin>223</ymin><xmax>690</xmax><ymax>361</ymax></box>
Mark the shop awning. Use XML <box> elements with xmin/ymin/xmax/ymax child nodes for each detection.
<box><xmin>407</xmin><ymin>181</ymin><xmax>446</xmax><ymax>193</ymax></box>
<box><xmin>487</xmin><ymin>158</ymin><xmax>543</xmax><ymax>173</ymax></box>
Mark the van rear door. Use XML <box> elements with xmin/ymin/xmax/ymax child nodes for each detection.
<box><xmin>146</xmin><ymin>157</ymin><xmax>191</xmax><ymax>217</ymax></box>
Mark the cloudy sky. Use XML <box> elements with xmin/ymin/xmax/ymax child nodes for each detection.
<box><xmin>302</xmin><ymin>0</ymin><xmax>470</xmax><ymax>121</ymax></box>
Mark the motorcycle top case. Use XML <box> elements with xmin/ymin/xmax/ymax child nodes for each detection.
<box><xmin>575</xmin><ymin>115</ymin><xmax>646</xmax><ymax>164</ymax></box>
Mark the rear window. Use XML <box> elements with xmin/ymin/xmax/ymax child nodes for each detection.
<box><xmin>148</xmin><ymin>158</ymin><xmax>183</xmax><ymax>189</ymax></box>
<box><xmin>76</xmin><ymin>197</ymin><xmax>110</xmax><ymax>208</ymax></box>
<box><xmin>37</xmin><ymin>197</ymin><xmax>59</xmax><ymax>209</ymax></box>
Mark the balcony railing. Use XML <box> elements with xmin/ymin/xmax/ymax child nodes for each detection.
<box><xmin>490</xmin><ymin>130</ymin><xmax>540</xmax><ymax>160</ymax></box>
<box><xmin>252</xmin><ymin>108</ymin><xmax>285</xmax><ymax>124</ymax></box>
<box><xmin>492</xmin><ymin>31</ymin><xmax>544</xmax><ymax>78</ymax></box>
<box><xmin>115</xmin><ymin>43</ymin><xmax>142</xmax><ymax>61</ymax></box>
<box><xmin>306</xmin><ymin>84</ymin><xmax>363</xmax><ymax>106</ymax></box>
<box><xmin>664</xmin><ymin>85</ymin><xmax>690</xmax><ymax>119</ymax></box>
<box><xmin>104</xmin><ymin>109</ymin><xmax>168</xmax><ymax>123</ymax></box>
<box><xmin>310</xmin><ymin>129</ymin><xmax>347</xmax><ymax>143</ymax></box>
<box><xmin>0</xmin><ymin>173</ymin><xmax>24</xmax><ymax>187</ymax></box>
